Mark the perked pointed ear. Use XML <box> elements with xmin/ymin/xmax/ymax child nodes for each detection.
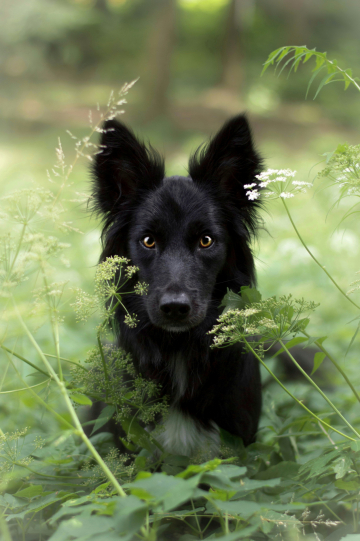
<box><xmin>188</xmin><ymin>114</ymin><xmax>262</xmax><ymax>204</ymax></box>
<box><xmin>92</xmin><ymin>119</ymin><xmax>165</xmax><ymax>215</ymax></box>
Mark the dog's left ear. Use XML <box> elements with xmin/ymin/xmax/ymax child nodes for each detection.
<box><xmin>92</xmin><ymin>119</ymin><xmax>165</xmax><ymax>216</ymax></box>
<box><xmin>188</xmin><ymin>114</ymin><xmax>262</xmax><ymax>205</ymax></box>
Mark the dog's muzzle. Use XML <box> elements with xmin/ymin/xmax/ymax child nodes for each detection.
<box><xmin>159</xmin><ymin>292</ymin><xmax>191</xmax><ymax>322</ymax></box>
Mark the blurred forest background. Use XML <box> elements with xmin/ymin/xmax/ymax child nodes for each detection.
<box><xmin>1</xmin><ymin>0</ymin><xmax>360</xmax><ymax>359</ymax></box>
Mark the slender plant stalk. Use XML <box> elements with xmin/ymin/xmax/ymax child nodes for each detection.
<box><xmin>243</xmin><ymin>339</ymin><xmax>356</xmax><ymax>441</ymax></box>
<box><xmin>0</xmin><ymin>379</ymin><xmax>51</xmax><ymax>395</ymax></box>
<box><xmin>4</xmin><ymin>351</ymin><xmax>74</xmax><ymax>430</ymax></box>
<box><xmin>41</xmin><ymin>268</ymin><xmax>63</xmax><ymax>381</ymax></box>
<box><xmin>12</xmin><ymin>299</ymin><xmax>127</xmax><ymax>498</ymax></box>
<box><xmin>0</xmin><ymin>512</ymin><xmax>13</xmax><ymax>541</ymax></box>
<box><xmin>282</xmin><ymin>199</ymin><xmax>360</xmax><ymax>311</ymax></box>
<box><xmin>0</xmin><ymin>345</ymin><xmax>49</xmax><ymax>378</ymax></box>
<box><xmin>302</xmin><ymin>330</ymin><xmax>360</xmax><ymax>404</ymax></box>
<box><xmin>279</xmin><ymin>339</ymin><xmax>360</xmax><ymax>439</ymax></box>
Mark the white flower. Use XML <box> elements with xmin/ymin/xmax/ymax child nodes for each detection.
<box><xmin>280</xmin><ymin>192</ymin><xmax>294</xmax><ymax>199</ymax></box>
<box><xmin>244</xmin><ymin>183</ymin><xmax>257</xmax><ymax>189</ymax></box>
<box><xmin>246</xmin><ymin>190</ymin><xmax>260</xmax><ymax>200</ymax></box>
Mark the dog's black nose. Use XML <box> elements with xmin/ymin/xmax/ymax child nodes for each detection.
<box><xmin>159</xmin><ymin>293</ymin><xmax>191</xmax><ymax>320</ymax></box>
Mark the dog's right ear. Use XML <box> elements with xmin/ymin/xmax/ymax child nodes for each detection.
<box><xmin>92</xmin><ymin>119</ymin><xmax>164</xmax><ymax>215</ymax></box>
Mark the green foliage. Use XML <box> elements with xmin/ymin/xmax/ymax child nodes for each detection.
<box><xmin>262</xmin><ymin>46</ymin><xmax>360</xmax><ymax>98</ymax></box>
<box><xmin>2</xmin><ymin>53</ymin><xmax>360</xmax><ymax>541</ymax></box>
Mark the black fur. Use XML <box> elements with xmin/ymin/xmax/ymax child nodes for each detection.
<box><xmin>92</xmin><ymin>114</ymin><xmax>263</xmax><ymax>449</ymax></box>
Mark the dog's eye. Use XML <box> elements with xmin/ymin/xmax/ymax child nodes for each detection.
<box><xmin>142</xmin><ymin>236</ymin><xmax>155</xmax><ymax>249</ymax></box>
<box><xmin>199</xmin><ymin>235</ymin><xmax>213</xmax><ymax>248</ymax></box>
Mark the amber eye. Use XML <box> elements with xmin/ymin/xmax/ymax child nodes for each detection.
<box><xmin>142</xmin><ymin>236</ymin><xmax>155</xmax><ymax>249</ymax></box>
<box><xmin>199</xmin><ymin>235</ymin><xmax>213</xmax><ymax>248</ymax></box>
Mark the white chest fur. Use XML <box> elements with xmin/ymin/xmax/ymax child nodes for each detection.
<box><xmin>157</xmin><ymin>408</ymin><xmax>220</xmax><ymax>458</ymax></box>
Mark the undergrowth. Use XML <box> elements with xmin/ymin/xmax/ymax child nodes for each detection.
<box><xmin>1</xmin><ymin>50</ymin><xmax>360</xmax><ymax>541</ymax></box>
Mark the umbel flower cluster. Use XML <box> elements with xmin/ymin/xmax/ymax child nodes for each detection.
<box><xmin>210</xmin><ymin>294</ymin><xmax>318</xmax><ymax>357</ymax></box>
<box><xmin>317</xmin><ymin>142</ymin><xmax>360</xmax><ymax>198</ymax></box>
<box><xmin>72</xmin><ymin>255</ymin><xmax>148</xmax><ymax>329</ymax></box>
<box><xmin>244</xmin><ymin>169</ymin><xmax>312</xmax><ymax>201</ymax></box>
<box><xmin>71</xmin><ymin>344</ymin><xmax>167</xmax><ymax>427</ymax></box>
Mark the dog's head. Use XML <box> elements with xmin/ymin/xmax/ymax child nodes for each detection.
<box><xmin>92</xmin><ymin>115</ymin><xmax>262</xmax><ymax>332</ymax></box>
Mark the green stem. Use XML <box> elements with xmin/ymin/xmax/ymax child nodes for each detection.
<box><xmin>44</xmin><ymin>353</ymin><xmax>88</xmax><ymax>371</ymax></box>
<box><xmin>97</xmin><ymin>333</ymin><xmax>109</xmax><ymax>398</ymax></box>
<box><xmin>282</xmin><ymin>199</ymin><xmax>360</xmax><ymax>311</ymax></box>
<box><xmin>12</xmin><ymin>299</ymin><xmax>127</xmax><ymax>497</ymax></box>
<box><xmin>9</xmin><ymin>222</ymin><xmax>27</xmax><ymax>276</ymax></box>
<box><xmin>279</xmin><ymin>339</ymin><xmax>360</xmax><ymax>439</ymax></box>
<box><xmin>41</xmin><ymin>268</ymin><xmax>63</xmax><ymax>381</ymax></box>
<box><xmin>243</xmin><ymin>339</ymin><xmax>355</xmax><ymax>441</ymax></box>
<box><xmin>0</xmin><ymin>345</ymin><xmax>50</xmax><ymax>378</ymax></box>
<box><xmin>4</xmin><ymin>351</ymin><xmax>73</xmax><ymax>430</ymax></box>
<box><xmin>0</xmin><ymin>512</ymin><xmax>13</xmax><ymax>541</ymax></box>
<box><xmin>302</xmin><ymin>330</ymin><xmax>360</xmax><ymax>404</ymax></box>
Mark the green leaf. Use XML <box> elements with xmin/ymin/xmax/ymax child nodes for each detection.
<box><xmin>205</xmin><ymin>499</ymin><xmax>306</xmax><ymax>519</ymax></box>
<box><xmin>311</xmin><ymin>352</ymin><xmax>326</xmax><ymax>375</ymax></box>
<box><xmin>304</xmin><ymin>335</ymin><xmax>327</xmax><ymax>348</ymax></box>
<box><xmin>220</xmin><ymin>289</ymin><xmax>245</xmax><ymax>311</ymax></box>
<box><xmin>71</xmin><ymin>393</ymin><xmax>92</xmax><ymax>406</ymax></box>
<box><xmin>299</xmin><ymin>449</ymin><xmax>340</xmax><ymax>479</ymax></box>
<box><xmin>303</xmin><ymin>50</ymin><xmax>315</xmax><ymax>63</ymax></box>
<box><xmin>15</xmin><ymin>485</ymin><xmax>44</xmax><ymax>499</ymax></box>
<box><xmin>91</xmin><ymin>405</ymin><xmax>115</xmax><ymax>435</ymax></box>
<box><xmin>113</xmin><ymin>496</ymin><xmax>148</xmax><ymax>537</ymax></box>
<box><xmin>120</xmin><ymin>416</ymin><xmax>162</xmax><ymax>453</ymax></box>
<box><xmin>313</xmin><ymin>72</ymin><xmax>337</xmax><ymax>99</ymax></box>
<box><xmin>235</xmin><ymin>477</ymin><xmax>281</xmax><ymax>493</ymax></box>
<box><xmin>305</xmin><ymin>65</ymin><xmax>326</xmax><ymax>98</ymax></box>
<box><xmin>261</xmin><ymin>47</ymin><xmax>285</xmax><ymax>75</ymax></box>
<box><xmin>255</xmin><ymin>461</ymin><xmax>300</xmax><ymax>480</ymax></box>
<box><xmin>351</xmin><ymin>441</ymin><xmax>360</xmax><ymax>452</ymax></box>
<box><xmin>333</xmin><ymin>456</ymin><xmax>352</xmax><ymax>479</ymax></box>
<box><xmin>271</xmin><ymin>337</ymin><xmax>307</xmax><ymax>357</ymax></box>
<box><xmin>47</xmin><ymin>515</ymin><xmax>114</xmax><ymax>540</ymax></box>
<box><xmin>204</xmin><ymin>526</ymin><xmax>259</xmax><ymax>540</ymax></box>
<box><xmin>124</xmin><ymin>473</ymin><xmax>204</xmax><ymax>511</ymax></box>
<box><xmin>335</xmin><ymin>479</ymin><xmax>359</xmax><ymax>491</ymax></box>
<box><xmin>240</xmin><ymin>286</ymin><xmax>262</xmax><ymax>304</ymax></box>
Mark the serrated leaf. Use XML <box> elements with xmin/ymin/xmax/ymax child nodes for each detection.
<box><xmin>303</xmin><ymin>50</ymin><xmax>314</xmax><ymax>63</ymax></box>
<box><xmin>261</xmin><ymin>48</ymin><xmax>284</xmax><ymax>75</ymax></box>
<box><xmin>311</xmin><ymin>352</ymin><xmax>326</xmax><ymax>375</ymax></box>
<box><xmin>71</xmin><ymin>393</ymin><xmax>92</xmax><ymax>406</ymax></box>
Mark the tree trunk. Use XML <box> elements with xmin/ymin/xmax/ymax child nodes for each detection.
<box><xmin>94</xmin><ymin>0</ymin><xmax>109</xmax><ymax>13</ymax></box>
<box><xmin>219</xmin><ymin>0</ymin><xmax>254</xmax><ymax>93</ymax></box>
<box><xmin>142</xmin><ymin>0</ymin><xmax>177</xmax><ymax>120</ymax></box>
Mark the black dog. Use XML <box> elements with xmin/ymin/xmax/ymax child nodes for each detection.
<box><xmin>92</xmin><ymin>114</ymin><xmax>263</xmax><ymax>457</ymax></box>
